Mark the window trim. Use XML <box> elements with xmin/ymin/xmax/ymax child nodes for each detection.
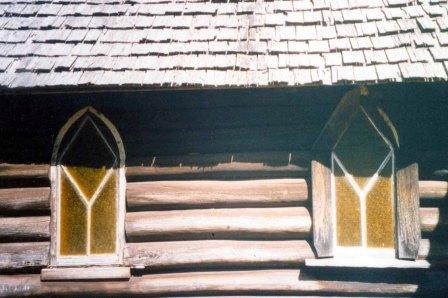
<box><xmin>49</xmin><ymin>106</ymin><xmax>126</xmax><ymax>267</ymax></box>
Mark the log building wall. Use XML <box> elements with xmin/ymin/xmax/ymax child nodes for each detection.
<box><xmin>0</xmin><ymin>83</ymin><xmax>447</xmax><ymax>296</ymax></box>
<box><xmin>0</xmin><ymin>154</ymin><xmax>447</xmax><ymax>296</ymax></box>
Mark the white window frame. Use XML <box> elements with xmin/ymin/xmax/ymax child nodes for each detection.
<box><xmin>49</xmin><ymin>106</ymin><xmax>126</xmax><ymax>267</ymax></box>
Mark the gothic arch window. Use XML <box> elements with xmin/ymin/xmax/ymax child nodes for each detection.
<box><xmin>50</xmin><ymin>107</ymin><xmax>126</xmax><ymax>266</ymax></box>
<box><xmin>309</xmin><ymin>87</ymin><xmax>423</xmax><ymax>266</ymax></box>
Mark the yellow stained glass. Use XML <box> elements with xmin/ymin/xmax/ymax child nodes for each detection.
<box><xmin>335</xmin><ymin>174</ymin><xmax>361</xmax><ymax>247</ymax></box>
<box><xmin>60</xmin><ymin>173</ymin><xmax>87</xmax><ymax>256</ymax></box>
<box><xmin>366</xmin><ymin>161</ymin><xmax>394</xmax><ymax>248</ymax></box>
<box><xmin>352</xmin><ymin>176</ymin><xmax>369</xmax><ymax>190</ymax></box>
<box><xmin>65</xmin><ymin>166</ymin><xmax>108</xmax><ymax>199</ymax></box>
<box><xmin>90</xmin><ymin>173</ymin><xmax>117</xmax><ymax>254</ymax></box>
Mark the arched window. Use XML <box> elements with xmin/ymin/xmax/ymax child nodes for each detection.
<box><xmin>309</xmin><ymin>87</ymin><xmax>423</xmax><ymax>266</ymax></box>
<box><xmin>49</xmin><ymin>107</ymin><xmax>125</xmax><ymax>266</ymax></box>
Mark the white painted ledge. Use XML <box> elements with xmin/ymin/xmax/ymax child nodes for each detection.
<box><xmin>305</xmin><ymin>258</ymin><xmax>430</xmax><ymax>269</ymax></box>
<box><xmin>41</xmin><ymin>266</ymin><xmax>131</xmax><ymax>281</ymax></box>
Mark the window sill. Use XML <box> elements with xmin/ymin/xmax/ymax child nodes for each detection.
<box><xmin>41</xmin><ymin>266</ymin><xmax>131</xmax><ymax>281</ymax></box>
<box><xmin>305</xmin><ymin>258</ymin><xmax>430</xmax><ymax>269</ymax></box>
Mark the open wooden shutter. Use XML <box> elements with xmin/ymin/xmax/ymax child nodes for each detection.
<box><xmin>311</xmin><ymin>160</ymin><xmax>333</xmax><ymax>257</ymax></box>
<box><xmin>396</xmin><ymin>163</ymin><xmax>421</xmax><ymax>260</ymax></box>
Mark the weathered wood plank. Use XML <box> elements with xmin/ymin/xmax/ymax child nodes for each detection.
<box><xmin>421</xmin><ymin>208</ymin><xmax>447</xmax><ymax>233</ymax></box>
<box><xmin>397</xmin><ymin>163</ymin><xmax>421</xmax><ymax>259</ymax></box>
<box><xmin>0</xmin><ymin>242</ymin><xmax>49</xmax><ymax>270</ymax></box>
<box><xmin>0</xmin><ymin>151</ymin><xmax>310</xmax><ymax>183</ymax></box>
<box><xmin>127</xmin><ymin>163</ymin><xmax>307</xmax><ymax>181</ymax></box>
<box><xmin>0</xmin><ymin>270</ymin><xmax>433</xmax><ymax>296</ymax></box>
<box><xmin>305</xmin><ymin>258</ymin><xmax>430</xmax><ymax>268</ymax></box>
<box><xmin>418</xmin><ymin>238</ymin><xmax>448</xmax><ymax>263</ymax></box>
<box><xmin>41</xmin><ymin>267</ymin><xmax>130</xmax><ymax>281</ymax></box>
<box><xmin>125</xmin><ymin>207</ymin><xmax>312</xmax><ymax>241</ymax></box>
<box><xmin>127</xmin><ymin>179</ymin><xmax>308</xmax><ymax>210</ymax></box>
<box><xmin>2</xmin><ymin>238</ymin><xmax>448</xmax><ymax>271</ymax></box>
<box><xmin>311</xmin><ymin>160</ymin><xmax>333</xmax><ymax>257</ymax></box>
<box><xmin>0</xmin><ymin>164</ymin><xmax>48</xmax><ymax>180</ymax></box>
<box><xmin>420</xmin><ymin>207</ymin><xmax>445</xmax><ymax>233</ymax></box>
<box><xmin>124</xmin><ymin>240</ymin><xmax>314</xmax><ymax>269</ymax></box>
<box><xmin>0</xmin><ymin>216</ymin><xmax>49</xmax><ymax>241</ymax></box>
<box><xmin>0</xmin><ymin>187</ymin><xmax>49</xmax><ymax>213</ymax></box>
<box><xmin>0</xmin><ymin>208</ymin><xmax>446</xmax><ymax>242</ymax></box>
<box><xmin>419</xmin><ymin>181</ymin><xmax>448</xmax><ymax>199</ymax></box>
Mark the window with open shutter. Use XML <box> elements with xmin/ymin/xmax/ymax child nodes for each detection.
<box><xmin>308</xmin><ymin>87</ymin><xmax>423</xmax><ymax>267</ymax></box>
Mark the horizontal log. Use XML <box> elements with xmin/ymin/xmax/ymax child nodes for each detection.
<box><xmin>420</xmin><ymin>207</ymin><xmax>448</xmax><ymax>233</ymax></box>
<box><xmin>2</xmin><ymin>238</ymin><xmax>448</xmax><ymax>272</ymax></box>
<box><xmin>0</xmin><ymin>162</ymin><xmax>307</xmax><ymax>184</ymax></box>
<box><xmin>0</xmin><ymin>164</ymin><xmax>48</xmax><ymax>180</ymax></box>
<box><xmin>127</xmin><ymin>163</ymin><xmax>307</xmax><ymax>181</ymax></box>
<box><xmin>1</xmin><ymin>207</ymin><xmax>446</xmax><ymax>242</ymax></box>
<box><xmin>124</xmin><ymin>240</ymin><xmax>314</xmax><ymax>269</ymax></box>
<box><xmin>0</xmin><ymin>178</ymin><xmax>307</xmax><ymax>213</ymax></box>
<box><xmin>41</xmin><ymin>267</ymin><xmax>130</xmax><ymax>281</ymax></box>
<box><xmin>0</xmin><ymin>216</ymin><xmax>49</xmax><ymax>242</ymax></box>
<box><xmin>0</xmin><ymin>207</ymin><xmax>312</xmax><ymax>243</ymax></box>
<box><xmin>0</xmin><ymin>151</ymin><xmax>309</xmax><ymax>183</ymax></box>
<box><xmin>127</xmin><ymin>150</ymin><xmax>311</xmax><ymax>180</ymax></box>
<box><xmin>1</xmin><ymin>270</ymin><xmax>442</xmax><ymax>296</ymax></box>
<box><xmin>0</xmin><ymin>242</ymin><xmax>49</xmax><ymax>271</ymax></box>
<box><xmin>1</xmin><ymin>180</ymin><xmax>445</xmax><ymax>214</ymax></box>
<box><xmin>0</xmin><ymin>187</ymin><xmax>49</xmax><ymax>213</ymax></box>
<box><xmin>419</xmin><ymin>181</ymin><xmax>448</xmax><ymax>199</ymax></box>
<box><xmin>125</xmin><ymin>207</ymin><xmax>312</xmax><ymax>241</ymax></box>
<box><xmin>127</xmin><ymin>179</ymin><xmax>308</xmax><ymax>210</ymax></box>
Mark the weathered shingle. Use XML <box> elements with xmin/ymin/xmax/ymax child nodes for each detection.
<box><xmin>350</xmin><ymin>37</ymin><xmax>373</xmax><ymax>50</ymax></box>
<box><xmin>386</xmin><ymin>47</ymin><xmax>409</xmax><ymax>63</ymax></box>
<box><xmin>371</xmin><ymin>36</ymin><xmax>398</xmax><ymax>49</ymax></box>
<box><xmin>364</xmin><ymin>50</ymin><xmax>388</xmax><ymax>64</ymax></box>
<box><xmin>295</xmin><ymin>25</ymin><xmax>317</xmax><ymax>40</ymax></box>
<box><xmin>365</xmin><ymin>8</ymin><xmax>385</xmax><ymax>21</ymax></box>
<box><xmin>407</xmin><ymin>47</ymin><xmax>432</xmax><ymax>62</ymax></box>
<box><xmin>308</xmin><ymin>40</ymin><xmax>330</xmax><ymax>53</ymax></box>
<box><xmin>324</xmin><ymin>52</ymin><xmax>342</xmax><ymax>66</ymax></box>
<box><xmin>342</xmin><ymin>50</ymin><xmax>365</xmax><ymax>65</ymax></box>
<box><xmin>353</xmin><ymin>65</ymin><xmax>377</xmax><ymax>81</ymax></box>
<box><xmin>417</xmin><ymin>17</ymin><xmax>437</xmax><ymax>31</ymax></box>
<box><xmin>430</xmin><ymin>47</ymin><xmax>448</xmax><ymax>61</ymax></box>
<box><xmin>0</xmin><ymin>57</ymin><xmax>14</xmax><ymax>71</ymax></box>
<box><xmin>376</xmin><ymin>63</ymin><xmax>401</xmax><ymax>81</ymax></box>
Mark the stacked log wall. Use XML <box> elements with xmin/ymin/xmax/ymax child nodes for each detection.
<box><xmin>0</xmin><ymin>151</ymin><xmax>447</xmax><ymax>296</ymax></box>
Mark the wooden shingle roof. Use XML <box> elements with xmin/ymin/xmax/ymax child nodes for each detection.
<box><xmin>0</xmin><ymin>0</ymin><xmax>448</xmax><ymax>89</ymax></box>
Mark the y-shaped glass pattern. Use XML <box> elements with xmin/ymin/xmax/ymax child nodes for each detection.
<box><xmin>58</xmin><ymin>115</ymin><xmax>118</xmax><ymax>256</ymax></box>
<box><xmin>332</xmin><ymin>107</ymin><xmax>395</xmax><ymax>250</ymax></box>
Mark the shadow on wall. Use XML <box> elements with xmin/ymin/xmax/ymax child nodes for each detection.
<box><xmin>0</xmin><ymin>86</ymin><xmax>349</xmax><ymax>165</ymax></box>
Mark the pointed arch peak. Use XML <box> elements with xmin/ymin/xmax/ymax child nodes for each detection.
<box><xmin>312</xmin><ymin>86</ymin><xmax>399</xmax><ymax>156</ymax></box>
<box><xmin>51</xmin><ymin>106</ymin><xmax>125</xmax><ymax>167</ymax></box>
